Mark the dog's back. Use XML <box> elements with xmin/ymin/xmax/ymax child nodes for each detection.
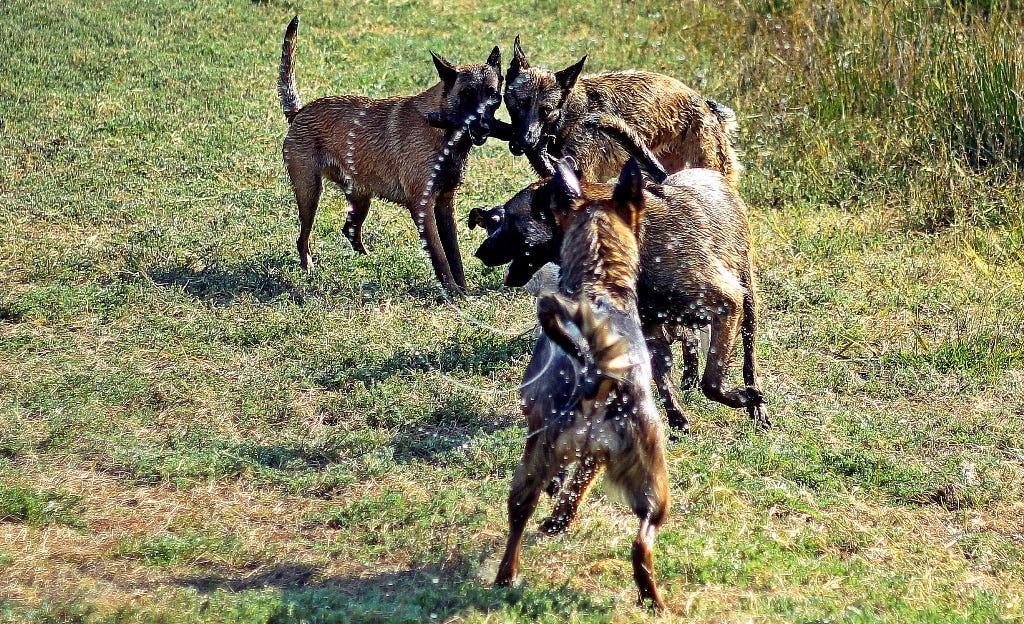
<box><xmin>573</xmin><ymin>71</ymin><xmax>741</xmax><ymax>184</ymax></box>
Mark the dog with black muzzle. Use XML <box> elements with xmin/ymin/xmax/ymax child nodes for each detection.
<box><xmin>468</xmin><ymin>165</ymin><xmax>769</xmax><ymax>432</ymax></box>
<box><xmin>500</xmin><ymin>36</ymin><xmax>741</xmax><ymax>186</ymax></box>
<box><xmin>495</xmin><ymin>159</ymin><xmax>670</xmax><ymax>612</ymax></box>
<box><xmin>278</xmin><ymin>16</ymin><xmax>503</xmax><ymax>293</ymax></box>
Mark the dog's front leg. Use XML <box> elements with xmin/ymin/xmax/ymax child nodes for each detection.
<box><xmin>434</xmin><ymin>190</ymin><xmax>466</xmax><ymax>289</ymax></box>
<box><xmin>407</xmin><ymin>191</ymin><xmax>462</xmax><ymax>295</ymax></box>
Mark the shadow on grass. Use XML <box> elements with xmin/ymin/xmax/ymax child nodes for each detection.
<box><xmin>147</xmin><ymin>253</ymin><xmax>303</xmax><ymax>306</ymax></box>
<box><xmin>314</xmin><ymin>329</ymin><xmax>534</xmax><ymax>390</ymax></box>
<box><xmin>174</xmin><ymin>559</ymin><xmax>609</xmax><ymax>623</ymax></box>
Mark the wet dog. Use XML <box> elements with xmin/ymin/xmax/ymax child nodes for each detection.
<box><xmin>501</xmin><ymin>37</ymin><xmax>741</xmax><ymax>185</ymax></box>
<box><xmin>494</xmin><ymin>159</ymin><xmax>669</xmax><ymax>612</ymax></box>
<box><xmin>469</xmin><ymin>167</ymin><xmax>768</xmax><ymax>431</ymax></box>
<box><xmin>278</xmin><ymin>16</ymin><xmax>503</xmax><ymax>293</ymax></box>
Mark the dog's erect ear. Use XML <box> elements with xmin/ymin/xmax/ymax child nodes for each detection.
<box><xmin>508</xmin><ymin>35</ymin><xmax>529</xmax><ymax>85</ymax></box>
<box><xmin>555</xmin><ymin>56</ymin><xmax>586</xmax><ymax>91</ymax></box>
<box><xmin>431</xmin><ymin>51</ymin><xmax>459</xmax><ymax>92</ymax></box>
<box><xmin>552</xmin><ymin>157</ymin><xmax>583</xmax><ymax>211</ymax></box>
<box><xmin>512</xmin><ymin>35</ymin><xmax>529</xmax><ymax>70</ymax></box>
<box><xmin>468</xmin><ymin>207</ymin><xmax>484</xmax><ymax>230</ymax></box>
<box><xmin>611</xmin><ymin>158</ymin><xmax>646</xmax><ymax>232</ymax></box>
<box><xmin>486</xmin><ymin>46</ymin><xmax>501</xmax><ymax>72</ymax></box>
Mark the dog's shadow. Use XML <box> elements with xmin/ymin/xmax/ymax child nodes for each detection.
<box><xmin>173</xmin><ymin>559</ymin><xmax>609</xmax><ymax>622</ymax></box>
<box><xmin>314</xmin><ymin>325</ymin><xmax>534</xmax><ymax>389</ymax></box>
<box><xmin>147</xmin><ymin>253</ymin><xmax>303</xmax><ymax>306</ymax></box>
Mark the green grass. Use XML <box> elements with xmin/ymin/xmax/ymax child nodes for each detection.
<box><xmin>0</xmin><ymin>485</ymin><xmax>86</xmax><ymax>529</ymax></box>
<box><xmin>2</xmin><ymin>0</ymin><xmax>1023</xmax><ymax>622</ymax></box>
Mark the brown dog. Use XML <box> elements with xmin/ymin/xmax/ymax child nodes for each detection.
<box><xmin>502</xmin><ymin>36</ymin><xmax>741</xmax><ymax>186</ymax></box>
<box><xmin>278</xmin><ymin>16</ymin><xmax>503</xmax><ymax>293</ymax></box>
<box><xmin>470</xmin><ymin>166</ymin><xmax>768</xmax><ymax>431</ymax></box>
<box><xmin>495</xmin><ymin>159</ymin><xmax>669</xmax><ymax>611</ymax></box>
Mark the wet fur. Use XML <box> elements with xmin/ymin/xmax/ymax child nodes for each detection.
<box><xmin>278</xmin><ymin>16</ymin><xmax>503</xmax><ymax>293</ymax></box>
<box><xmin>471</xmin><ymin>169</ymin><xmax>769</xmax><ymax>431</ymax></box>
<box><xmin>494</xmin><ymin>160</ymin><xmax>669</xmax><ymax>611</ymax></box>
<box><xmin>503</xmin><ymin>37</ymin><xmax>741</xmax><ymax>186</ymax></box>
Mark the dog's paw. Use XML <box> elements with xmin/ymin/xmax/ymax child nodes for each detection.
<box><xmin>750</xmin><ymin>403</ymin><xmax>772</xmax><ymax>430</ymax></box>
<box><xmin>538</xmin><ymin>514</ymin><xmax>570</xmax><ymax>536</ymax></box>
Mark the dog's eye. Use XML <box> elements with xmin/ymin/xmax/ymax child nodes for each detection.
<box><xmin>540</xmin><ymin>105</ymin><xmax>555</xmax><ymax>118</ymax></box>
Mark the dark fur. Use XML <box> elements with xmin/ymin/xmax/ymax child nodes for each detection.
<box><xmin>501</xmin><ymin>36</ymin><xmax>740</xmax><ymax>185</ymax></box>
<box><xmin>470</xmin><ymin>168</ymin><xmax>769</xmax><ymax>430</ymax></box>
<box><xmin>278</xmin><ymin>16</ymin><xmax>503</xmax><ymax>293</ymax></box>
<box><xmin>494</xmin><ymin>160</ymin><xmax>669</xmax><ymax>612</ymax></box>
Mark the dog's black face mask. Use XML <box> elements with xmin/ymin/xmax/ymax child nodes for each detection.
<box><xmin>503</xmin><ymin>38</ymin><xmax>586</xmax><ymax>155</ymax></box>
<box><xmin>470</xmin><ymin>182</ymin><xmax>561</xmax><ymax>287</ymax></box>
<box><xmin>432</xmin><ymin>47</ymin><xmax>504</xmax><ymax>146</ymax></box>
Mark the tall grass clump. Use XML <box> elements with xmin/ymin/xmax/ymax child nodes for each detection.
<box><xmin>744</xmin><ymin>1</ymin><xmax>1023</xmax><ymax>169</ymax></box>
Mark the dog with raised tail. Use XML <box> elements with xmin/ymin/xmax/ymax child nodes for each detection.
<box><xmin>494</xmin><ymin>159</ymin><xmax>670</xmax><ymax>612</ymax></box>
<box><xmin>278</xmin><ymin>15</ymin><xmax>503</xmax><ymax>294</ymax></box>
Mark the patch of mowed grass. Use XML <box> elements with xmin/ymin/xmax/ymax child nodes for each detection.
<box><xmin>0</xmin><ymin>484</ymin><xmax>85</xmax><ymax>529</ymax></box>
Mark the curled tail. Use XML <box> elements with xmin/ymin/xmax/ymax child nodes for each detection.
<box><xmin>279</xmin><ymin>15</ymin><xmax>302</xmax><ymax>123</ymax></box>
<box><xmin>537</xmin><ymin>294</ymin><xmax>631</xmax><ymax>402</ymax></box>
<box><xmin>706</xmin><ymin>98</ymin><xmax>738</xmax><ymax>137</ymax></box>
<box><xmin>583</xmin><ymin>113</ymin><xmax>668</xmax><ymax>183</ymax></box>
<box><xmin>705</xmin><ymin>98</ymin><xmax>743</xmax><ymax>188</ymax></box>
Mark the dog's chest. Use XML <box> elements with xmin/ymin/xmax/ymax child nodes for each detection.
<box><xmin>431</xmin><ymin>139</ymin><xmax>471</xmax><ymax>193</ymax></box>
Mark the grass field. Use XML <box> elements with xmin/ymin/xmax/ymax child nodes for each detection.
<box><xmin>2</xmin><ymin>1</ymin><xmax>1023</xmax><ymax>622</ymax></box>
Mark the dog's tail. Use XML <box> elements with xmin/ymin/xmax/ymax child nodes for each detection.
<box><xmin>583</xmin><ymin>114</ymin><xmax>667</xmax><ymax>184</ymax></box>
<box><xmin>706</xmin><ymin>99</ymin><xmax>738</xmax><ymax>137</ymax></box>
<box><xmin>279</xmin><ymin>15</ymin><xmax>302</xmax><ymax>123</ymax></box>
<box><xmin>705</xmin><ymin>99</ymin><xmax>744</xmax><ymax>188</ymax></box>
<box><xmin>537</xmin><ymin>294</ymin><xmax>632</xmax><ymax>402</ymax></box>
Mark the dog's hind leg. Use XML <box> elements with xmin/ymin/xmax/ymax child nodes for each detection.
<box><xmin>700</xmin><ymin>294</ymin><xmax>764</xmax><ymax>416</ymax></box>
<box><xmin>617</xmin><ymin>439</ymin><xmax>668</xmax><ymax>612</ymax></box>
<box><xmin>740</xmin><ymin>268</ymin><xmax>770</xmax><ymax>428</ymax></box>
<box><xmin>539</xmin><ymin>455</ymin><xmax>600</xmax><ymax>535</ymax></box>
<box><xmin>288</xmin><ymin>159</ymin><xmax>323</xmax><ymax>271</ymax></box>
<box><xmin>495</xmin><ymin>437</ymin><xmax>559</xmax><ymax>587</ymax></box>
<box><xmin>632</xmin><ymin>518</ymin><xmax>665</xmax><ymax>612</ymax></box>
<box><xmin>342</xmin><ymin>192</ymin><xmax>372</xmax><ymax>255</ymax></box>
<box><xmin>434</xmin><ymin>190</ymin><xmax>466</xmax><ymax>289</ymax></box>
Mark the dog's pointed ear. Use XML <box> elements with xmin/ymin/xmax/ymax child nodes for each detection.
<box><xmin>512</xmin><ymin>35</ymin><xmax>529</xmax><ymax>70</ymax></box>
<box><xmin>431</xmin><ymin>51</ymin><xmax>459</xmax><ymax>92</ymax></box>
<box><xmin>611</xmin><ymin>158</ymin><xmax>645</xmax><ymax>232</ymax></box>
<box><xmin>486</xmin><ymin>46</ymin><xmax>501</xmax><ymax>71</ymax></box>
<box><xmin>508</xmin><ymin>35</ymin><xmax>529</xmax><ymax>85</ymax></box>
<box><xmin>552</xmin><ymin>156</ymin><xmax>585</xmax><ymax>215</ymax></box>
<box><xmin>555</xmin><ymin>55</ymin><xmax>586</xmax><ymax>91</ymax></box>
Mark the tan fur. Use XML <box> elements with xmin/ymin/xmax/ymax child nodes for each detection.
<box><xmin>505</xmin><ymin>39</ymin><xmax>741</xmax><ymax>186</ymax></box>
<box><xmin>471</xmin><ymin>166</ymin><xmax>769</xmax><ymax>431</ymax></box>
<box><xmin>278</xmin><ymin>16</ymin><xmax>502</xmax><ymax>293</ymax></box>
<box><xmin>495</xmin><ymin>161</ymin><xmax>669</xmax><ymax>612</ymax></box>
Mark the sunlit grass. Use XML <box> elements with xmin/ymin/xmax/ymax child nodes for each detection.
<box><xmin>1</xmin><ymin>0</ymin><xmax>1022</xmax><ymax>622</ymax></box>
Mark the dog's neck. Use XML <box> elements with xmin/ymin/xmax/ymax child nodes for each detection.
<box><xmin>558</xmin><ymin>209</ymin><xmax>640</xmax><ymax>312</ymax></box>
<box><xmin>414</xmin><ymin>83</ymin><xmax>474</xmax><ymax>190</ymax></box>
<box><xmin>550</xmin><ymin>86</ymin><xmax>589</xmax><ymax>150</ymax></box>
